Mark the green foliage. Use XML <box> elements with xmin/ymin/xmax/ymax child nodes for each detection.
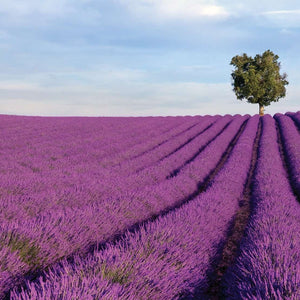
<box><xmin>1</xmin><ymin>231</ymin><xmax>41</xmax><ymax>269</ymax></box>
<box><xmin>230</xmin><ymin>50</ymin><xmax>289</xmax><ymax>107</ymax></box>
<box><xmin>101</xmin><ymin>262</ymin><xmax>132</xmax><ymax>285</ymax></box>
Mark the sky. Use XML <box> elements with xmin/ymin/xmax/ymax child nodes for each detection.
<box><xmin>1</xmin><ymin>0</ymin><xmax>300</xmax><ymax>116</ymax></box>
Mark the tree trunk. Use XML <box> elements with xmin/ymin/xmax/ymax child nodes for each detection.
<box><xmin>259</xmin><ymin>103</ymin><xmax>264</xmax><ymax>116</ymax></box>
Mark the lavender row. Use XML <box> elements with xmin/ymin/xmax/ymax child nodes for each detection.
<box><xmin>0</xmin><ymin>116</ymin><xmax>182</xmax><ymax>172</ymax></box>
<box><xmin>224</xmin><ymin>115</ymin><xmax>300</xmax><ymax>299</ymax></box>
<box><xmin>1</xmin><ymin>115</ymin><xmax>246</xmax><ymax>222</ymax></box>
<box><xmin>10</xmin><ymin>116</ymin><xmax>260</xmax><ymax>300</ymax></box>
<box><xmin>0</xmin><ymin>116</ymin><xmax>193</xmax><ymax>218</ymax></box>
<box><xmin>0</xmin><ymin>116</ymin><xmax>247</xmax><ymax>295</ymax></box>
<box><xmin>105</xmin><ymin>115</ymin><xmax>231</xmax><ymax>189</ymax></box>
<box><xmin>286</xmin><ymin>111</ymin><xmax>300</xmax><ymax>130</ymax></box>
<box><xmin>0</xmin><ymin>115</ymin><xmax>203</xmax><ymax>200</ymax></box>
<box><xmin>106</xmin><ymin>115</ymin><xmax>219</xmax><ymax>175</ymax></box>
<box><xmin>0</xmin><ymin>115</ymin><xmax>230</xmax><ymax>221</ymax></box>
<box><xmin>274</xmin><ymin>113</ymin><xmax>300</xmax><ymax>197</ymax></box>
<box><xmin>0</xmin><ymin>114</ymin><xmax>247</xmax><ymax>246</ymax></box>
<box><xmin>285</xmin><ymin>111</ymin><xmax>299</xmax><ymax>117</ymax></box>
<box><xmin>100</xmin><ymin>116</ymin><xmax>205</xmax><ymax>167</ymax></box>
<box><xmin>48</xmin><ymin>115</ymin><xmax>223</xmax><ymax>199</ymax></box>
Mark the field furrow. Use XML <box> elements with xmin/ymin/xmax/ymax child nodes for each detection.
<box><xmin>204</xmin><ymin>117</ymin><xmax>262</xmax><ymax>299</ymax></box>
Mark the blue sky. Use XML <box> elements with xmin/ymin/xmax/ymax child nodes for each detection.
<box><xmin>1</xmin><ymin>0</ymin><xmax>300</xmax><ymax>116</ymax></box>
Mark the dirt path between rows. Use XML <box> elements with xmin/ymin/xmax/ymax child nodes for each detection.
<box><xmin>202</xmin><ymin>118</ymin><xmax>262</xmax><ymax>300</ymax></box>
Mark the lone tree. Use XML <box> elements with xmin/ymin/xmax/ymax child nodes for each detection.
<box><xmin>230</xmin><ymin>50</ymin><xmax>288</xmax><ymax>116</ymax></box>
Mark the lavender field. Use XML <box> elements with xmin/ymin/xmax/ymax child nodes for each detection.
<box><xmin>0</xmin><ymin>112</ymin><xmax>300</xmax><ymax>299</ymax></box>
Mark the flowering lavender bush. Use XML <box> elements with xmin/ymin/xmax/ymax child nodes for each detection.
<box><xmin>275</xmin><ymin>113</ymin><xmax>300</xmax><ymax>197</ymax></box>
<box><xmin>286</xmin><ymin>110</ymin><xmax>300</xmax><ymax>129</ymax></box>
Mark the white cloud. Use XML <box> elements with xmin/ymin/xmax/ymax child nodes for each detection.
<box><xmin>119</xmin><ymin>0</ymin><xmax>229</xmax><ymax>20</ymax></box>
<box><xmin>263</xmin><ymin>9</ymin><xmax>300</xmax><ymax>15</ymax></box>
<box><xmin>260</xmin><ymin>9</ymin><xmax>300</xmax><ymax>28</ymax></box>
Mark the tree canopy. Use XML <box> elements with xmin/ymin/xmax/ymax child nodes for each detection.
<box><xmin>230</xmin><ymin>50</ymin><xmax>288</xmax><ymax>115</ymax></box>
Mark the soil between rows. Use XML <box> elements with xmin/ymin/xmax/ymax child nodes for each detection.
<box><xmin>198</xmin><ymin>118</ymin><xmax>262</xmax><ymax>300</ymax></box>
